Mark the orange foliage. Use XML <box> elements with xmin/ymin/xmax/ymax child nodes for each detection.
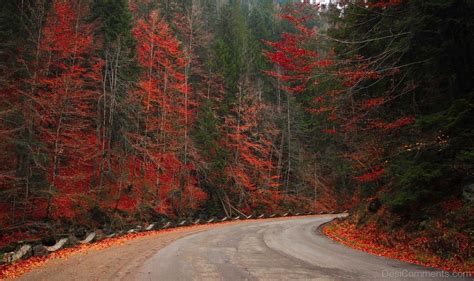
<box><xmin>19</xmin><ymin>0</ymin><xmax>102</xmax><ymax>219</ymax></box>
<box><xmin>264</xmin><ymin>4</ymin><xmax>330</xmax><ymax>95</ymax></box>
<box><xmin>368</xmin><ymin>0</ymin><xmax>404</xmax><ymax>8</ymax></box>
<box><xmin>324</xmin><ymin>219</ymin><xmax>473</xmax><ymax>273</ymax></box>
<box><xmin>354</xmin><ymin>168</ymin><xmax>385</xmax><ymax>183</ymax></box>
<box><xmin>130</xmin><ymin>10</ymin><xmax>206</xmax><ymax>216</ymax></box>
<box><xmin>224</xmin><ymin>94</ymin><xmax>281</xmax><ymax>211</ymax></box>
<box><xmin>369</xmin><ymin>116</ymin><xmax>415</xmax><ymax>130</ymax></box>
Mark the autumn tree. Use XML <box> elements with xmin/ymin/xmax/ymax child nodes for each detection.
<box><xmin>223</xmin><ymin>88</ymin><xmax>282</xmax><ymax>215</ymax></box>
<box><xmin>0</xmin><ymin>0</ymin><xmax>103</xmax><ymax>226</ymax></box>
<box><xmin>89</xmin><ymin>0</ymin><xmax>137</xmax><ymax>209</ymax></box>
<box><xmin>34</xmin><ymin>1</ymin><xmax>102</xmax><ymax>219</ymax></box>
<box><xmin>131</xmin><ymin>9</ymin><xmax>206</xmax><ymax>217</ymax></box>
<box><xmin>264</xmin><ymin>2</ymin><xmax>336</xmax><ymax>208</ymax></box>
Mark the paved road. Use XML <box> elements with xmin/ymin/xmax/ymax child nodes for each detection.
<box><xmin>19</xmin><ymin>215</ymin><xmax>471</xmax><ymax>281</ymax></box>
<box><xmin>135</xmin><ymin>215</ymin><xmax>470</xmax><ymax>281</ymax></box>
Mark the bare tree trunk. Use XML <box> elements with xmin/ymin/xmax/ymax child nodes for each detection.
<box><xmin>277</xmin><ymin>127</ymin><xmax>284</xmax><ymax>186</ymax></box>
<box><xmin>160</xmin><ymin>71</ymin><xmax>168</xmax><ymax>150</ymax></box>
<box><xmin>285</xmin><ymin>92</ymin><xmax>291</xmax><ymax>195</ymax></box>
<box><xmin>277</xmin><ymin>67</ymin><xmax>281</xmax><ymax>113</ymax></box>
<box><xmin>183</xmin><ymin>1</ymin><xmax>197</xmax><ymax>166</ymax></box>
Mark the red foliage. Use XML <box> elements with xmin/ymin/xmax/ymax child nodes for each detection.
<box><xmin>131</xmin><ymin>10</ymin><xmax>206</xmax><ymax>216</ymax></box>
<box><xmin>306</xmin><ymin>106</ymin><xmax>333</xmax><ymax>114</ymax></box>
<box><xmin>28</xmin><ymin>0</ymin><xmax>100</xmax><ymax>219</ymax></box>
<box><xmin>369</xmin><ymin>116</ymin><xmax>415</xmax><ymax>130</ymax></box>
<box><xmin>368</xmin><ymin>0</ymin><xmax>404</xmax><ymax>9</ymax></box>
<box><xmin>324</xmin><ymin>219</ymin><xmax>473</xmax><ymax>273</ymax></box>
<box><xmin>361</xmin><ymin>97</ymin><xmax>386</xmax><ymax>110</ymax></box>
<box><xmin>0</xmin><ymin>232</ymin><xmax>38</xmax><ymax>249</ymax></box>
<box><xmin>354</xmin><ymin>168</ymin><xmax>385</xmax><ymax>183</ymax></box>
<box><xmin>223</xmin><ymin>93</ymin><xmax>281</xmax><ymax>211</ymax></box>
<box><xmin>441</xmin><ymin>199</ymin><xmax>464</xmax><ymax>212</ymax></box>
<box><xmin>339</xmin><ymin>67</ymin><xmax>382</xmax><ymax>87</ymax></box>
<box><xmin>264</xmin><ymin>4</ymin><xmax>331</xmax><ymax>95</ymax></box>
<box><xmin>321</xmin><ymin>129</ymin><xmax>337</xmax><ymax>135</ymax></box>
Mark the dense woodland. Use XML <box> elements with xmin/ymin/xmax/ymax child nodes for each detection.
<box><xmin>0</xmin><ymin>0</ymin><xmax>472</xmax><ymax>262</ymax></box>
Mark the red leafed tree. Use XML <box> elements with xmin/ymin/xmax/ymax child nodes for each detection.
<box><xmin>223</xmin><ymin>90</ymin><xmax>281</xmax><ymax>214</ymax></box>
<box><xmin>21</xmin><ymin>0</ymin><xmax>102</xmax><ymax>219</ymax></box>
<box><xmin>131</xmin><ymin>10</ymin><xmax>206</xmax><ymax>217</ymax></box>
<box><xmin>263</xmin><ymin>2</ymin><xmax>334</xmax><ymax>209</ymax></box>
<box><xmin>272</xmin><ymin>1</ymin><xmax>411</xmax><ymax>185</ymax></box>
<box><xmin>324</xmin><ymin>54</ymin><xmax>411</xmax><ymax>184</ymax></box>
<box><xmin>263</xmin><ymin>3</ymin><xmax>332</xmax><ymax>95</ymax></box>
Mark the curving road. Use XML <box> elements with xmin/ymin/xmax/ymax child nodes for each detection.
<box><xmin>19</xmin><ymin>215</ymin><xmax>470</xmax><ymax>281</ymax></box>
<box><xmin>134</xmin><ymin>215</ymin><xmax>470</xmax><ymax>281</ymax></box>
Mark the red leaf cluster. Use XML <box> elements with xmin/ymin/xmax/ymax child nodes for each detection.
<box><xmin>264</xmin><ymin>4</ymin><xmax>331</xmax><ymax>95</ymax></box>
<box><xmin>324</xmin><ymin>219</ymin><xmax>473</xmax><ymax>273</ymax></box>
<box><xmin>354</xmin><ymin>168</ymin><xmax>385</xmax><ymax>183</ymax></box>
<box><xmin>369</xmin><ymin>116</ymin><xmax>415</xmax><ymax>130</ymax></box>
<box><xmin>368</xmin><ymin>0</ymin><xmax>404</xmax><ymax>9</ymax></box>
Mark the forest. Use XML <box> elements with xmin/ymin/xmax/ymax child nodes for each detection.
<box><xmin>0</xmin><ymin>0</ymin><xmax>472</xmax><ymax>270</ymax></box>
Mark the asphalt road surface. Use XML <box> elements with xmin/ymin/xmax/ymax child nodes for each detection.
<box><xmin>135</xmin><ymin>215</ymin><xmax>470</xmax><ymax>281</ymax></box>
<box><xmin>20</xmin><ymin>215</ymin><xmax>471</xmax><ymax>281</ymax></box>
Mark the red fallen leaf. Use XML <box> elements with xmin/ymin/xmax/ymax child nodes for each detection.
<box><xmin>323</xmin><ymin>220</ymin><xmax>474</xmax><ymax>273</ymax></box>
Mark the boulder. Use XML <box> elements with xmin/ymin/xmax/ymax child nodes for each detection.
<box><xmin>368</xmin><ymin>198</ymin><xmax>381</xmax><ymax>213</ymax></box>
<box><xmin>74</xmin><ymin>227</ymin><xmax>88</xmax><ymax>240</ymax></box>
<box><xmin>462</xmin><ymin>184</ymin><xmax>474</xmax><ymax>202</ymax></box>
<box><xmin>66</xmin><ymin>235</ymin><xmax>79</xmax><ymax>247</ymax></box>
<box><xmin>32</xmin><ymin>245</ymin><xmax>48</xmax><ymax>257</ymax></box>
<box><xmin>95</xmin><ymin>230</ymin><xmax>105</xmax><ymax>241</ymax></box>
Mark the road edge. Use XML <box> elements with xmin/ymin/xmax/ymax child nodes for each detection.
<box><xmin>0</xmin><ymin>214</ymin><xmax>335</xmax><ymax>279</ymax></box>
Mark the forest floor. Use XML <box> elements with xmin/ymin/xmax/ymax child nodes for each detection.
<box><xmin>323</xmin><ymin>219</ymin><xmax>474</xmax><ymax>274</ymax></box>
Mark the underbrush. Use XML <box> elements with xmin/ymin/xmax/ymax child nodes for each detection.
<box><xmin>324</xmin><ymin>200</ymin><xmax>473</xmax><ymax>273</ymax></box>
